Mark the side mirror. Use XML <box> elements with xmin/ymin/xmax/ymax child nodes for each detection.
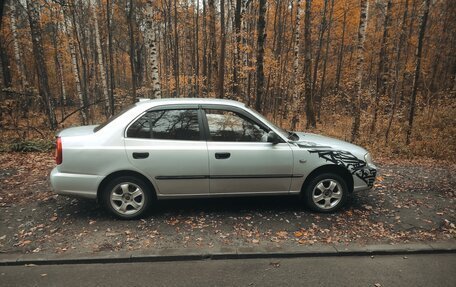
<box><xmin>267</xmin><ymin>131</ymin><xmax>281</xmax><ymax>144</ymax></box>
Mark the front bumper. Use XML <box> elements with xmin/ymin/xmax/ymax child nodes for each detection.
<box><xmin>353</xmin><ymin>164</ymin><xmax>377</xmax><ymax>191</ymax></box>
<box><xmin>50</xmin><ymin>167</ymin><xmax>102</xmax><ymax>199</ymax></box>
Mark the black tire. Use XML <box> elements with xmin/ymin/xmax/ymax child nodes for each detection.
<box><xmin>303</xmin><ymin>173</ymin><xmax>348</xmax><ymax>213</ymax></box>
<box><xmin>102</xmin><ymin>176</ymin><xmax>152</xmax><ymax>219</ymax></box>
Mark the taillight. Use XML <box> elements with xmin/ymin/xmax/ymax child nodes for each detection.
<box><xmin>55</xmin><ymin>137</ymin><xmax>62</xmax><ymax>165</ymax></box>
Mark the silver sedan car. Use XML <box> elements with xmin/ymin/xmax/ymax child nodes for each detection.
<box><xmin>50</xmin><ymin>98</ymin><xmax>377</xmax><ymax>219</ymax></box>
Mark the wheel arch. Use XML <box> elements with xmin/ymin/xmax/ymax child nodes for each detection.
<box><xmin>302</xmin><ymin>164</ymin><xmax>354</xmax><ymax>194</ymax></box>
<box><xmin>97</xmin><ymin>170</ymin><xmax>158</xmax><ymax>202</ymax></box>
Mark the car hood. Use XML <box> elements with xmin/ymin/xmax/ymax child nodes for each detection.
<box><xmin>292</xmin><ymin>132</ymin><xmax>368</xmax><ymax>159</ymax></box>
<box><xmin>57</xmin><ymin>125</ymin><xmax>98</xmax><ymax>137</ymax></box>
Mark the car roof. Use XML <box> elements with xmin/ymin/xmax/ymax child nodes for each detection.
<box><xmin>135</xmin><ymin>97</ymin><xmax>247</xmax><ymax>108</ymax></box>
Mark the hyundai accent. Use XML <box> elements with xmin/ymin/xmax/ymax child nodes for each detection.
<box><xmin>50</xmin><ymin>98</ymin><xmax>377</xmax><ymax>219</ymax></box>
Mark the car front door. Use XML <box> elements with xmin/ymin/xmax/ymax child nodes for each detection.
<box><xmin>203</xmin><ymin>107</ymin><xmax>294</xmax><ymax>195</ymax></box>
<box><xmin>124</xmin><ymin>106</ymin><xmax>209</xmax><ymax>196</ymax></box>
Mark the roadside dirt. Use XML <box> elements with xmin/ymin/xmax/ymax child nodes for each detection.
<box><xmin>0</xmin><ymin>152</ymin><xmax>455</xmax><ymax>255</ymax></box>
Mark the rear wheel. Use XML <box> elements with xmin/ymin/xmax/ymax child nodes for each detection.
<box><xmin>303</xmin><ymin>173</ymin><xmax>348</xmax><ymax>213</ymax></box>
<box><xmin>102</xmin><ymin>176</ymin><xmax>151</xmax><ymax>219</ymax></box>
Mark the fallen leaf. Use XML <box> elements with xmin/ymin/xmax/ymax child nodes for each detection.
<box><xmin>20</xmin><ymin>240</ymin><xmax>32</xmax><ymax>246</ymax></box>
<box><xmin>276</xmin><ymin>231</ymin><xmax>288</xmax><ymax>239</ymax></box>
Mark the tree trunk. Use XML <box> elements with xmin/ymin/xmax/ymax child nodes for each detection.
<box><xmin>51</xmin><ymin>6</ymin><xmax>67</xmax><ymax>115</ymax></box>
<box><xmin>144</xmin><ymin>0</ymin><xmax>162</xmax><ymax>99</ymax></box>
<box><xmin>311</xmin><ymin>0</ymin><xmax>328</xmax><ymax>98</ymax></box>
<box><xmin>304</xmin><ymin>0</ymin><xmax>316</xmax><ymax>129</ymax></box>
<box><xmin>90</xmin><ymin>0</ymin><xmax>110</xmax><ymax>115</ymax></box>
<box><xmin>208</xmin><ymin>0</ymin><xmax>217</xmax><ymax>94</ymax></box>
<box><xmin>106</xmin><ymin>0</ymin><xmax>115</xmax><ymax>115</ymax></box>
<box><xmin>173</xmin><ymin>0</ymin><xmax>180</xmax><ymax>97</ymax></box>
<box><xmin>63</xmin><ymin>7</ymin><xmax>88</xmax><ymax>125</ymax></box>
<box><xmin>202</xmin><ymin>0</ymin><xmax>208</xmax><ymax>95</ymax></box>
<box><xmin>70</xmin><ymin>1</ymin><xmax>90</xmax><ymax>118</ymax></box>
<box><xmin>9</xmin><ymin>1</ymin><xmax>27</xmax><ymax>90</ymax></box>
<box><xmin>232</xmin><ymin>0</ymin><xmax>242</xmax><ymax>97</ymax></box>
<box><xmin>127</xmin><ymin>0</ymin><xmax>137</xmax><ymax>103</ymax></box>
<box><xmin>0</xmin><ymin>39</ymin><xmax>12</xmax><ymax>88</ymax></box>
<box><xmin>385</xmin><ymin>0</ymin><xmax>409</xmax><ymax>143</ymax></box>
<box><xmin>255</xmin><ymin>0</ymin><xmax>267</xmax><ymax>112</ymax></box>
<box><xmin>290</xmin><ymin>0</ymin><xmax>301</xmax><ymax>130</ymax></box>
<box><xmin>335</xmin><ymin>3</ymin><xmax>347</xmax><ymax>91</ymax></box>
<box><xmin>217</xmin><ymin>0</ymin><xmax>226</xmax><ymax>98</ymax></box>
<box><xmin>371</xmin><ymin>0</ymin><xmax>392</xmax><ymax>133</ymax></box>
<box><xmin>194</xmin><ymin>0</ymin><xmax>200</xmax><ymax>96</ymax></box>
<box><xmin>350</xmin><ymin>0</ymin><xmax>369</xmax><ymax>142</ymax></box>
<box><xmin>317</xmin><ymin>0</ymin><xmax>334</xmax><ymax>120</ymax></box>
<box><xmin>26</xmin><ymin>0</ymin><xmax>57</xmax><ymax>129</ymax></box>
<box><xmin>406</xmin><ymin>0</ymin><xmax>431</xmax><ymax>145</ymax></box>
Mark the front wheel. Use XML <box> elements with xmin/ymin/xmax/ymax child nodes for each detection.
<box><xmin>102</xmin><ymin>176</ymin><xmax>152</xmax><ymax>219</ymax></box>
<box><xmin>303</xmin><ymin>173</ymin><xmax>348</xmax><ymax>213</ymax></box>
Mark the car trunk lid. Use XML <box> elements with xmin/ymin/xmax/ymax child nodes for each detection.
<box><xmin>57</xmin><ymin>125</ymin><xmax>98</xmax><ymax>137</ymax></box>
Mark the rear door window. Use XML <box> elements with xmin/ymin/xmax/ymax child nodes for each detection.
<box><xmin>127</xmin><ymin>109</ymin><xmax>200</xmax><ymax>140</ymax></box>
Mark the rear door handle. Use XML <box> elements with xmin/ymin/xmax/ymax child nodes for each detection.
<box><xmin>215</xmin><ymin>152</ymin><xmax>231</xmax><ymax>159</ymax></box>
<box><xmin>132</xmin><ymin>152</ymin><xmax>149</xmax><ymax>159</ymax></box>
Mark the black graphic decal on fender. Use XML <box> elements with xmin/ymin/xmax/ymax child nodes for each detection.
<box><xmin>308</xmin><ymin>150</ymin><xmax>376</xmax><ymax>187</ymax></box>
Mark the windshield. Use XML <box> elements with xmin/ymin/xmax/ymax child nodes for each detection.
<box><xmin>93</xmin><ymin>104</ymin><xmax>135</xmax><ymax>132</ymax></box>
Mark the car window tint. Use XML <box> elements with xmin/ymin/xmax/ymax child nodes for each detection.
<box><xmin>205</xmin><ymin>109</ymin><xmax>269</xmax><ymax>142</ymax></box>
<box><xmin>127</xmin><ymin>109</ymin><xmax>200</xmax><ymax>140</ymax></box>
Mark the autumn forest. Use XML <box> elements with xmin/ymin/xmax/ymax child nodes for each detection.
<box><xmin>0</xmin><ymin>0</ymin><xmax>455</xmax><ymax>160</ymax></box>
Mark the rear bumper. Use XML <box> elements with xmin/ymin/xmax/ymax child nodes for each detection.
<box><xmin>50</xmin><ymin>167</ymin><xmax>102</xmax><ymax>199</ymax></box>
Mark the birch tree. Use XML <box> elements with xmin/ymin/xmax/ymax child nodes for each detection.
<box><xmin>290</xmin><ymin>0</ymin><xmax>301</xmax><ymax>130</ymax></box>
<box><xmin>63</xmin><ymin>7</ymin><xmax>88</xmax><ymax>124</ymax></box>
<box><xmin>50</xmin><ymin>5</ymin><xmax>67</xmax><ymax>113</ymax></box>
<box><xmin>351</xmin><ymin>0</ymin><xmax>369</xmax><ymax>142</ymax></box>
<box><xmin>304</xmin><ymin>0</ymin><xmax>316</xmax><ymax>129</ymax></box>
<box><xmin>144</xmin><ymin>0</ymin><xmax>162</xmax><ymax>99</ymax></box>
<box><xmin>89</xmin><ymin>0</ymin><xmax>110</xmax><ymax>115</ymax></box>
<box><xmin>9</xmin><ymin>1</ymin><xmax>27</xmax><ymax>90</ymax></box>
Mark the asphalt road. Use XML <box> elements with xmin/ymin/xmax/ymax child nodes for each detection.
<box><xmin>1</xmin><ymin>254</ymin><xmax>455</xmax><ymax>287</ymax></box>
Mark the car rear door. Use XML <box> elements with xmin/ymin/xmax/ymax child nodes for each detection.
<box><xmin>124</xmin><ymin>105</ymin><xmax>209</xmax><ymax>196</ymax></box>
<box><xmin>202</xmin><ymin>106</ymin><xmax>294</xmax><ymax>195</ymax></box>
